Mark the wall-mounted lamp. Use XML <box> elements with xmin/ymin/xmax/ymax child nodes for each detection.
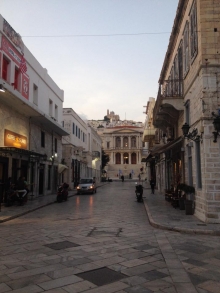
<box><xmin>181</xmin><ymin>123</ymin><xmax>201</xmax><ymax>142</ymax></box>
<box><xmin>0</xmin><ymin>85</ymin><xmax>5</xmax><ymax>93</ymax></box>
<box><xmin>212</xmin><ymin>112</ymin><xmax>220</xmax><ymax>143</ymax></box>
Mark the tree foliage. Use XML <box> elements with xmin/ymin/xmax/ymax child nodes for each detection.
<box><xmin>101</xmin><ymin>148</ymin><xmax>109</xmax><ymax>169</ymax></box>
<box><xmin>104</xmin><ymin>115</ymin><xmax>110</xmax><ymax>122</ymax></box>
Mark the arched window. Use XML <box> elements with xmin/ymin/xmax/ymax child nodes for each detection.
<box><xmin>131</xmin><ymin>153</ymin><xmax>137</xmax><ymax>164</ymax></box>
<box><xmin>131</xmin><ymin>137</ymin><xmax>136</xmax><ymax>147</ymax></box>
<box><xmin>123</xmin><ymin>137</ymin><xmax>128</xmax><ymax>148</ymax></box>
<box><xmin>116</xmin><ymin>137</ymin><xmax>121</xmax><ymax>148</ymax></box>
<box><xmin>123</xmin><ymin>153</ymin><xmax>129</xmax><ymax>164</ymax></box>
<box><xmin>116</xmin><ymin>153</ymin><xmax>121</xmax><ymax>164</ymax></box>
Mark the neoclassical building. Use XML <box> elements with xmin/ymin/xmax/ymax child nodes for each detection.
<box><xmin>96</xmin><ymin>123</ymin><xmax>144</xmax><ymax>179</ymax></box>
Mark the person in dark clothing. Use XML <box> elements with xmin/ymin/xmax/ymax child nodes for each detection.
<box><xmin>121</xmin><ymin>175</ymin><xmax>124</xmax><ymax>182</ymax></box>
<box><xmin>150</xmin><ymin>177</ymin><xmax>155</xmax><ymax>194</ymax></box>
<box><xmin>15</xmin><ymin>177</ymin><xmax>27</xmax><ymax>205</ymax></box>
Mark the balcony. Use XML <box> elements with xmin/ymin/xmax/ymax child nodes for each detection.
<box><xmin>143</xmin><ymin>128</ymin><xmax>156</xmax><ymax>142</ymax></box>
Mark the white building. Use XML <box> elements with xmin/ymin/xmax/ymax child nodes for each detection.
<box><xmin>62</xmin><ymin>108</ymin><xmax>102</xmax><ymax>188</ymax></box>
<box><xmin>0</xmin><ymin>16</ymin><xmax>69</xmax><ymax>198</ymax></box>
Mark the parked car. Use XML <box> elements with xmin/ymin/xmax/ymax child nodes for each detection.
<box><xmin>76</xmin><ymin>178</ymin><xmax>97</xmax><ymax>194</ymax></box>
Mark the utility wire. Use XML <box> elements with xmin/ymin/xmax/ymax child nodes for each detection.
<box><xmin>21</xmin><ymin>32</ymin><xmax>171</xmax><ymax>38</ymax></box>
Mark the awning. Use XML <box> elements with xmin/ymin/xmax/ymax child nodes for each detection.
<box><xmin>0</xmin><ymin>147</ymin><xmax>47</xmax><ymax>161</ymax></box>
<box><xmin>58</xmin><ymin>164</ymin><xmax>68</xmax><ymax>173</ymax></box>
<box><xmin>151</xmin><ymin>136</ymin><xmax>183</xmax><ymax>155</ymax></box>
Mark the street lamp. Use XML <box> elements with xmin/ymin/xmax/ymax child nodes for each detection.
<box><xmin>181</xmin><ymin>123</ymin><xmax>200</xmax><ymax>142</ymax></box>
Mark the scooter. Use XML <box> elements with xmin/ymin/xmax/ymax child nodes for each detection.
<box><xmin>56</xmin><ymin>183</ymin><xmax>69</xmax><ymax>203</ymax></box>
<box><xmin>135</xmin><ymin>183</ymin><xmax>143</xmax><ymax>202</ymax></box>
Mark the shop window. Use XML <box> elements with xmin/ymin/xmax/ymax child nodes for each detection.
<box><xmin>2</xmin><ymin>57</ymin><xmax>10</xmax><ymax>82</ymax></box>
<box><xmin>41</xmin><ymin>131</ymin><xmax>45</xmax><ymax>148</ymax></box>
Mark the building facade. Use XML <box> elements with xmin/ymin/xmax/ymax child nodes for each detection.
<box><xmin>62</xmin><ymin>108</ymin><xmax>102</xmax><ymax>188</ymax></box>
<box><xmin>149</xmin><ymin>0</ymin><xmax>220</xmax><ymax>223</ymax></box>
<box><xmin>93</xmin><ymin>119</ymin><xmax>144</xmax><ymax>179</ymax></box>
<box><xmin>0</xmin><ymin>16</ymin><xmax>68</xmax><ymax>199</ymax></box>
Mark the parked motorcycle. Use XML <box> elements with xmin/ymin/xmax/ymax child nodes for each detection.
<box><xmin>135</xmin><ymin>183</ymin><xmax>143</xmax><ymax>202</ymax></box>
<box><xmin>56</xmin><ymin>183</ymin><xmax>69</xmax><ymax>203</ymax></box>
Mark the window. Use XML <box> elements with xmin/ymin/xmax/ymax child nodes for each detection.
<box><xmin>55</xmin><ymin>105</ymin><xmax>58</xmax><ymax>120</ymax></box>
<box><xmin>33</xmin><ymin>84</ymin><xmax>38</xmax><ymax>105</ymax></box>
<box><xmin>131</xmin><ymin>137</ymin><xmax>136</xmax><ymax>147</ymax></box>
<box><xmin>14</xmin><ymin>67</ymin><xmax>20</xmax><ymax>91</ymax></box>
<box><xmin>123</xmin><ymin>153</ymin><xmax>129</xmax><ymax>164</ymax></box>
<box><xmin>116</xmin><ymin>137</ymin><xmax>121</xmax><ymax>147</ymax></box>
<box><xmin>183</xmin><ymin>22</ymin><xmax>189</xmax><ymax>76</ymax></box>
<box><xmin>41</xmin><ymin>131</ymin><xmax>45</xmax><ymax>148</ymax></box>
<box><xmin>83</xmin><ymin>132</ymin><xmax>85</xmax><ymax>142</ymax></box>
<box><xmin>2</xmin><ymin>57</ymin><xmax>9</xmax><ymax>81</ymax></box>
<box><xmin>190</xmin><ymin>0</ymin><xmax>198</xmax><ymax>62</ymax></box>
<box><xmin>47</xmin><ymin>165</ymin><xmax>51</xmax><ymax>190</ymax></box>
<box><xmin>76</xmin><ymin>125</ymin><xmax>78</xmax><ymax>137</ymax></box>
<box><xmin>78</xmin><ymin>127</ymin><xmax>80</xmax><ymax>139</ymax></box>
<box><xmin>178</xmin><ymin>42</ymin><xmax>183</xmax><ymax>95</ymax></box>
<box><xmin>72</xmin><ymin>123</ymin><xmax>75</xmax><ymax>134</ymax></box>
<box><xmin>123</xmin><ymin>137</ymin><xmax>128</xmax><ymax>148</ymax></box>
<box><xmin>116</xmin><ymin>153</ymin><xmax>121</xmax><ymax>164</ymax></box>
<box><xmin>54</xmin><ymin>138</ymin><xmax>57</xmax><ymax>152</ymax></box>
<box><xmin>131</xmin><ymin>153</ymin><xmax>137</xmax><ymax>164</ymax></box>
<box><xmin>49</xmin><ymin>99</ymin><xmax>53</xmax><ymax>116</ymax></box>
<box><xmin>107</xmin><ymin>142</ymin><xmax>110</xmax><ymax>149</ymax></box>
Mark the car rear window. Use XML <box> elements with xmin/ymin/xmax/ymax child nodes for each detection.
<box><xmin>80</xmin><ymin>179</ymin><xmax>93</xmax><ymax>184</ymax></box>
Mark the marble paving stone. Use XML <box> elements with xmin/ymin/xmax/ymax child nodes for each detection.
<box><xmin>76</xmin><ymin>281</ymin><xmax>129</xmax><ymax>293</ymax></box>
<box><xmin>43</xmin><ymin>289</ymin><xmax>68</xmax><ymax>293</ymax></box>
<box><xmin>5</xmin><ymin>284</ymin><xmax>43</xmax><ymax>293</ymax></box>
<box><xmin>168</xmin><ymin>269</ymin><xmax>191</xmax><ymax>283</ymax></box>
<box><xmin>197</xmin><ymin>280</ymin><xmax>220</xmax><ymax>293</ymax></box>
<box><xmin>46</xmin><ymin>267</ymin><xmax>82</xmax><ymax>279</ymax></box>
<box><xmin>8</xmin><ymin>264</ymin><xmax>66</xmax><ymax>280</ymax></box>
<box><xmin>140</xmin><ymin>270</ymin><xmax>168</xmax><ymax>281</ymax></box>
<box><xmin>5</xmin><ymin>273</ymin><xmax>52</xmax><ymax>290</ymax></box>
<box><xmin>142</xmin><ymin>279</ymin><xmax>174</xmax><ymax>292</ymax></box>
<box><xmin>0</xmin><ymin>283</ymin><xmax>11</xmax><ymax>293</ymax></box>
<box><xmin>121</xmin><ymin>263</ymin><xmax>155</xmax><ymax>276</ymax></box>
<box><xmin>120</xmin><ymin>259</ymin><xmax>147</xmax><ymax>268</ymax></box>
<box><xmin>121</xmin><ymin>276</ymin><xmax>147</xmax><ymax>286</ymax></box>
<box><xmin>38</xmin><ymin>274</ymin><xmax>82</xmax><ymax>290</ymax></box>
<box><xmin>174</xmin><ymin>282</ymin><xmax>198</xmax><ymax>293</ymax></box>
<box><xmin>124</xmin><ymin>285</ymin><xmax>153</xmax><ymax>292</ymax></box>
<box><xmin>63</xmin><ymin>280</ymin><xmax>96</xmax><ymax>293</ymax></box>
<box><xmin>150</xmin><ymin>261</ymin><xmax>167</xmax><ymax>269</ymax></box>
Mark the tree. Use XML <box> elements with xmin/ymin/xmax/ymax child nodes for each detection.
<box><xmin>101</xmin><ymin>148</ymin><xmax>109</xmax><ymax>170</ymax></box>
<box><xmin>104</xmin><ymin>115</ymin><xmax>110</xmax><ymax>122</ymax></box>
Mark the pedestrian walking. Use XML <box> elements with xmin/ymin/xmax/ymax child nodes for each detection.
<box><xmin>150</xmin><ymin>177</ymin><xmax>155</xmax><ymax>194</ymax></box>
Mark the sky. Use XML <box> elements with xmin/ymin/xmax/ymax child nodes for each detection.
<box><xmin>1</xmin><ymin>0</ymin><xmax>179</xmax><ymax>122</ymax></box>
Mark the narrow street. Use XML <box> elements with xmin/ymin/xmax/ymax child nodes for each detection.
<box><xmin>0</xmin><ymin>182</ymin><xmax>219</xmax><ymax>293</ymax></box>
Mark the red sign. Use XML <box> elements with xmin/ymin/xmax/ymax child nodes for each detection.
<box><xmin>22</xmin><ymin>74</ymin><xmax>29</xmax><ymax>100</ymax></box>
<box><xmin>1</xmin><ymin>36</ymin><xmax>21</xmax><ymax>66</ymax></box>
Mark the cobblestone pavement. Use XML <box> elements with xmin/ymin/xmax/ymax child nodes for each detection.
<box><xmin>0</xmin><ymin>182</ymin><xmax>220</xmax><ymax>293</ymax></box>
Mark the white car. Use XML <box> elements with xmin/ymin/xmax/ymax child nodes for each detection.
<box><xmin>76</xmin><ymin>178</ymin><xmax>97</xmax><ymax>194</ymax></box>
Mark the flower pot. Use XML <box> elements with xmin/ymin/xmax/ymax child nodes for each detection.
<box><xmin>185</xmin><ymin>200</ymin><xmax>194</xmax><ymax>215</ymax></box>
